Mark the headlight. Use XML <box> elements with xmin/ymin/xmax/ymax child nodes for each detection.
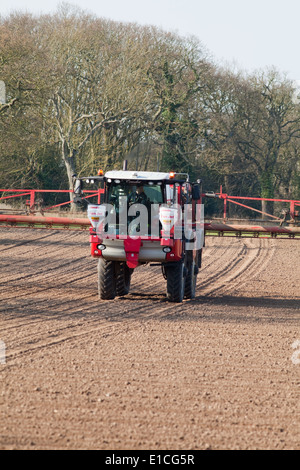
<box><xmin>163</xmin><ymin>246</ymin><xmax>172</xmax><ymax>253</ymax></box>
<box><xmin>97</xmin><ymin>244</ymin><xmax>106</xmax><ymax>250</ymax></box>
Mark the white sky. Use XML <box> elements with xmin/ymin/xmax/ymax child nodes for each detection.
<box><xmin>1</xmin><ymin>0</ymin><xmax>300</xmax><ymax>80</ymax></box>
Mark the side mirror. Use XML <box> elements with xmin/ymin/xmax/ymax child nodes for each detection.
<box><xmin>204</xmin><ymin>191</ymin><xmax>217</xmax><ymax>198</ymax></box>
<box><xmin>73</xmin><ymin>177</ymin><xmax>83</xmax><ymax>196</ymax></box>
<box><xmin>192</xmin><ymin>185</ymin><xmax>201</xmax><ymax>200</ymax></box>
<box><xmin>0</xmin><ymin>81</ymin><xmax>6</xmax><ymax>104</ymax></box>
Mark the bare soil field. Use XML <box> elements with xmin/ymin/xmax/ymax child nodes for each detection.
<box><xmin>0</xmin><ymin>227</ymin><xmax>299</xmax><ymax>450</ymax></box>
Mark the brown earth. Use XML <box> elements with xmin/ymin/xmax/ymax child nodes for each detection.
<box><xmin>0</xmin><ymin>227</ymin><xmax>299</xmax><ymax>450</ymax></box>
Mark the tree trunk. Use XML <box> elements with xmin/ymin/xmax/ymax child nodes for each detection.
<box><xmin>62</xmin><ymin>145</ymin><xmax>78</xmax><ymax>212</ymax></box>
<box><xmin>259</xmin><ymin>170</ymin><xmax>274</xmax><ymax>218</ymax></box>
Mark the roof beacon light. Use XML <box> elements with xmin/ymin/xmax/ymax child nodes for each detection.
<box><xmin>169</xmin><ymin>171</ymin><xmax>175</xmax><ymax>179</ymax></box>
<box><xmin>98</xmin><ymin>169</ymin><xmax>104</xmax><ymax>176</ymax></box>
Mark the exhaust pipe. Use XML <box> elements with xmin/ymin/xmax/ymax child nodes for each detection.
<box><xmin>123</xmin><ymin>160</ymin><xmax>128</xmax><ymax>171</ymax></box>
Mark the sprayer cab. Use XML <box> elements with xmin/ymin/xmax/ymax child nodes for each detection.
<box><xmin>74</xmin><ymin>167</ymin><xmax>204</xmax><ymax>302</ymax></box>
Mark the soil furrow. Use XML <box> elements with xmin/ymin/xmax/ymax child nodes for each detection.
<box><xmin>0</xmin><ymin>227</ymin><xmax>299</xmax><ymax>450</ymax></box>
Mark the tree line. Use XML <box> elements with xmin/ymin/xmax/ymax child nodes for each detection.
<box><xmin>1</xmin><ymin>4</ymin><xmax>300</xmax><ymax>215</ymax></box>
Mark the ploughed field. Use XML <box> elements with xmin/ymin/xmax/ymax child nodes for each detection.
<box><xmin>0</xmin><ymin>227</ymin><xmax>299</xmax><ymax>449</ymax></box>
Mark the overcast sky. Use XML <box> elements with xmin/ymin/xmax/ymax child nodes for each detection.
<box><xmin>1</xmin><ymin>0</ymin><xmax>300</xmax><ymax>80</ymax></box>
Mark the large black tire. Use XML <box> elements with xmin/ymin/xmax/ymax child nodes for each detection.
<box><xmin>115</xmin><ymin>262</ymin><xmax>131</xmax><ymax>296</ymax></box>
<box><xmin>184</xmin><ymin>259</ymin><xmax>198</xmax><ymax>299</ymax></box>
<box><xmin>98</xmin><ymin>258</ymin><xmax>116</xmax><ymax>300</ymax></box>
<box><xmin>165</xmin><ymin>262</ymin><xmax>185</xmax><ymax>303</ymax></box>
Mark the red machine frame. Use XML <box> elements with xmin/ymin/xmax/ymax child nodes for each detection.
<box><xmin>0</xmin><ymin>187</ymin><xmax>300</xmax><ymax>239</ymax></box>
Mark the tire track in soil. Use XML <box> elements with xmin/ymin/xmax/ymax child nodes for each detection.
<box><xmin>0</xmin><ymin>230</ymin><xmax>60</xmax><ymax>253</ymax></box>
<box><xmin>0</xmin><ymin>229</ymin><xmax>85</xmax><ymax>261</ymax></box>
<box><xmin>1</xmin><ymin>268</ymin><xmax>184</xmax><ymax>363</ymax></box>
<box><xmin>0</xmin><ymin>257</ymin><xmax>93</xmax><ymax>299</ymax></box>
<box><xmin>199</xmin><ymin>238</ymin><xmax>247</xmax><ymax>292</ymax></box>
<box><xmin>0</xmin><ymin>231</ymin><xmax>90</xmax><ymax>287</ymax></box>
<box><xmin>0</xmin><ymin>228</ymin><xmax>171</xmax><ymax>360</ymax></box>
<box><xmin>1</xmin><ymin>228</ymin><xmax>299</xmax><ymax>450</ymax></box>
<box><xmin>198</xmin><ymin>237</ymin><xmax>275</xmax><ymax>297</ymax></box>
<box><xmin>0</xmin><ymin>230</ymin><xmax>277</xmax><ymax>363</ymax></box>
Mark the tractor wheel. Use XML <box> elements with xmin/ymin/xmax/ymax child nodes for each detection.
<box><xmin>166</xmin><ymin>262</ymin><xmax>185</xmax><ymax>303</ymax></box>
<box><xmin>98</xmin><ymin>258</ymin><xmax>116</xmax><ymax>300</ymax></box>
<box><xmin>115</xmin><ymin>262</ymin><xmax>131</xmax><ymax>296</ymax></box>
<box><xmin>184</xmin><ymin>260</ymin><xmax>198</xmax><ymax>299</ymax></box>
